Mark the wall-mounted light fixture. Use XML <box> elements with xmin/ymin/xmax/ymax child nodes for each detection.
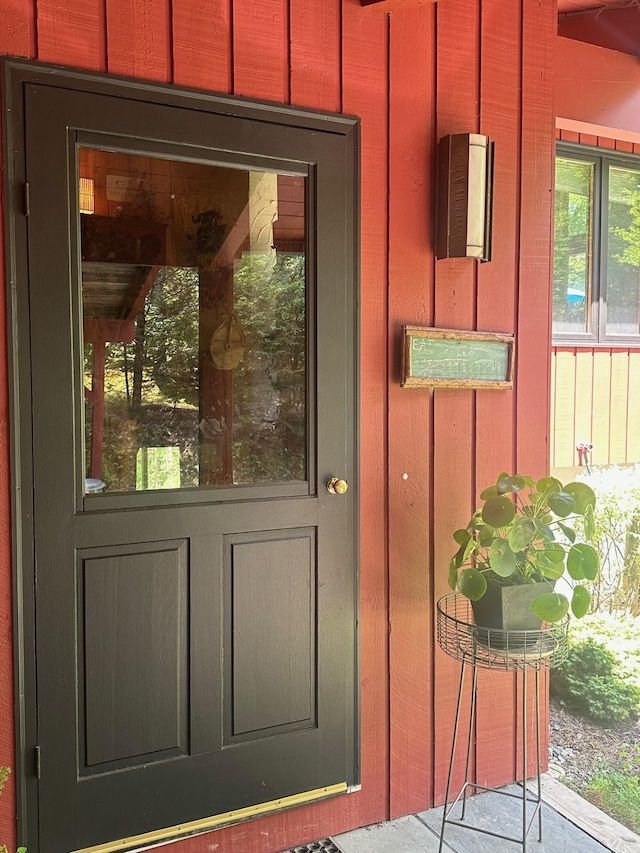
<box><xmin>435</xmin><ymin>133</ymin><xmax>494</xmax><ymax>262</ymax></box>
<box><xmin>79</xmin><ymin>177</ymin><xmax>95</xmax><ymax>215</ymax></box>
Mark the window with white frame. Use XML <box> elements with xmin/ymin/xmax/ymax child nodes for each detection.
<box><xmin>553</xmin><ymin>146</ymin><xmax>640</xmax><ymax>345</ymax></box>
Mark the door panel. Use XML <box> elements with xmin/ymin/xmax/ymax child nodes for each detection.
<box><xmin>228</xmin><ymin>530</ymin><xmax>316</xmax><ymax>738</ymax></box>
<box><xmin>80</xmin><ymin>540</ymin><xmax>189</xmax><ymax>770</ymax></box>
<box><xmin>10</xmin><ymin>71</ymin><xmax>358</xmax><ymax>853</ymax></box>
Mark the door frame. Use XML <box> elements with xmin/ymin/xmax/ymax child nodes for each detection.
<box><xmin>2</xmin><ymin>57</ymin><xmax>360</xmax><ymax>850</ymax></box>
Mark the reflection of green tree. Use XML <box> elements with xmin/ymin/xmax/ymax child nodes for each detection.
<box><xmin>553</xmin><ymin>158</ymin><xmax>592</xmax><ymax>331</ymax></box>
<box><xmin>145</xmin><ymin>268</ymin><xmax>200</xmax><ymax>407</ymax></box>
<box><xmin>233</xmin><ymin>253</ymin><xmax>306</xmax><ymax>483</ymax></box>
<box><xmin>608</xmin><ymin>168</ymin><xmax>640</xmax><ymax>333</ymax></box>
<box><xmin>553</xmin><ymin>156</ymin><xmax>640</xmax><ymax>337</ymax></box>
<box><xmin>93</xmin><ymin>254</ymin><xmax>306</xmax><ymax>490</ymax></box>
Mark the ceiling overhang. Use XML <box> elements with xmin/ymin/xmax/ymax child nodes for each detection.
<box><xmin>558</xmin><ymin>0</ymin><xmax>640</xmax><ymax>56</ymax></box>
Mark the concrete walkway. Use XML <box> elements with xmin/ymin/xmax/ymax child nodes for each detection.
<box><xmin>315</xmin><ymin>778</ymin><xmax>640</xmax><ymax>853</ymax></box>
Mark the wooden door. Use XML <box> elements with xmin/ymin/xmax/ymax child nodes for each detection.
<box><xmin>6</xmin><ymin>65</ymin><xmax>358</xmax><ymax>853</ymax></box>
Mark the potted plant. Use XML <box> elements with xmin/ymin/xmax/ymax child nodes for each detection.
<box><xmin>448</xmin><ymin>473</ymin><xmax>599</xmax><ymax>630</ymax></box>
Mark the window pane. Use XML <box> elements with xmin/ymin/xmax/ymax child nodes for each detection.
<box><xmin>606</xmin><ymin>166</ymin><xmax>640</xmax><ymax>337</ymax></box>
<box><xmin>79</xmin><ymin>148</ymin><xmax>307</xmax><ymax>494</ymax></box>
<box><xmin>553</xmin><ymin>158</ymin><xmax>594</xmax><ymax>337</ymax></box>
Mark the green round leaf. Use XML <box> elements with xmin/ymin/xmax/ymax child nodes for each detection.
<box><xmin>536</xmin><ymin>476</ymin><xmax>563</xmax><ymax>496</ymax></box>
<box><xmin>453</xmin><ymin>528</ymin><xmax>471</xmax><ymax>546</ymax></box>
<box><xmin>448</xmin><ymin>558</ymin><xmax>460</xmax><ymax>591</ymax></box>
<box><xmin>557</xmin><ymin>522</ymin><xmax>576</xmax><ymax>544</ymax></box>
<box><xmin>496</xmin><ymin>474</ymin><xmax>526</xmax><ymax>495</ymax></box>
<box><xmin>489</xmin><ymin>538</ymin><xmax>517</xmax><ymax>577</ymax></box>
<box><xmin>458</xmin><ymin>568</ymin><xmax>487</xmax><ymax>601</ymax></box>
<box><xmin>571</xmin><ymin>584</ymin><xmax>591</xmax><ymax>619</ymax></box>
<box><xmin>567</xmin><ymin>543</ymin><xmax>599</xmax><ymax>581</ymax></box>
<box><xmin>508</xmin><ymin>517</ymin><xmax>536</xmax><ymax>552</ymax></box>
<box><xmin>478</xmin><ymin>526</ymin><xmax>496</xmax><ymax>547</ymax></box>
<box><xmin>534</xmin><ymin>519</ymin><xmax>555</xmax><ymax>542</ymax></box>
<box><xmin>540</xmin><ymin>561</ymin><xmax>564</xmax><ymax>582</ymax></box>
<box><xmin>530</xmin><ymin>592</ymin><xmax>570</xmax><ymax>624</ymax></box>
<box><xmin>482</xmin><ymin>495</ymin><xmax>516</xmax><ymax>527</ymax></box>
<box><xmin>543</xmin><ymin>542</ymin><xmax>565</xmax><ymax>563</ymax></box>
<box><xmin>564</xmin><ymin>482</ymin><xmax>596</xmax><ymax>515</ymax></box>
<box><xmin>480</xmin><ymin>485</ymin><xmax>498</xmax><ymax>500</ymax></box>
<box><xmin>548</xmin><ymin>491</ymin><xmax>576</xmax><ymax>518</ymax></box>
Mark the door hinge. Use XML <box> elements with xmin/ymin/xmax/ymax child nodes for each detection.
<box><xmin>24</xmin><ymin>182</ymin><xmax>30</xmax><ymax>217</ymax></box>
<box><xmin>34</xmin><ymin>745</ymin><xmax>41</xmax><ymax>780</ymax></box>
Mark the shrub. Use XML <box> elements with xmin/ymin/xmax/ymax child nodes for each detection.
<box><xmin>568</xmin><ymin>613</ymin><xmax>640</xmax><ymax>691</ymax></box>
<box><xmin>550</xmin><ymin>639</ymin><xmax>640</xmax><ymax>725</ymax></box>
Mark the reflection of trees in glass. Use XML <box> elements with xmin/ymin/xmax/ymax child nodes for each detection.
<box><xmin>553</xmin><ymin>158</ymin><xmax>593</xmax><ymax>334</ymax></box>
<box><xmin>553</xmin><ymin>153</ymin><xmax>640</xmax><ymax>340</ymax></box>
<box><xmin>90</xmin><ymin>255</ymin><xmax>306</xmax><ymax>491</ymax></box>
<box><xmin>144</xmin><ymin>268</ymin><xmax>200</xmax><ymax>407</ymax></box>
<box><xmin>608</xmin><ymin>167</ymin><xmax>640</xmax><ymax>335</ymax></box>
<box><xmin>92</xmin><ymin>267</ymin><xmax>200</xmax><ymax>491</ymax></box>
<box><xmin>232</xmin><ymin>252</ymin><xmax>306</xmax><ymax>483</ymax></box>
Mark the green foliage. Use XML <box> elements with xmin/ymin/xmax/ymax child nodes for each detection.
<box><xmin>449</xmin><ymin>474</ymin><xmax>599</xmax><ymax>622</ymax></box>
<box><xmin>567</xmin><ymin>612</ymin><xmax>640</xmax><ymax>691</ymax></box>
<box><xmin>584</xmin><ymin>753</ymin><xmax>640</xmax><ymax>834</ymax></box>
<box><xmin>573</xmin><ymin>465</ymin><xmax>640</xmax><ymax>617</ymax></box>
<box><xmin>550</xmin><ymin>639</ymin><xmax>640</xmax><ymax>725</ymax></box>
<box><xmin>0</xmin><ymin>767</ymin><xmax>26</xmax><ymax>853</ymax></box>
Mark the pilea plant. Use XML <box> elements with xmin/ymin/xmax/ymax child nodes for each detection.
<box><xmin>448</xmin><ymin>473</ymin><xmax>600</xmax><ymax>623</ymax></box>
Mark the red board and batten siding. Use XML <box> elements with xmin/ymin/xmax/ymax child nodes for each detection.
<box><xmin>551</xmin><ymin>127</ymin><xmax>640</xmax><ymax>471</ymax></box>
<box><xmin>474</xmin><ymin>0</ymin><xmax>521</xmax><ymax>791</ymax></box>
<box><xmin>0</xmin><ymin>1</ymin><xmax>556</xmax><ymax>851</ymax></box>
<box><xmin>387</xmin><ymin>4</ymin><xmax>435</xmax><ymax>816</ymax></box>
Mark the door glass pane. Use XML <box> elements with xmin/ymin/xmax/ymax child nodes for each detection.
<box><xmin>553</xmin><ymin>157</ymin><xmax>594</xmax><ymax>337</ymax></box>
<box><xmin>606</xmin><ymin>165</ymin><xmax>640</xmax><ymax>337</ymax></box>
<box><xmin>79</xmin><ymin>148</ymin><xmax>307</xmax><ymax>494</ymax></box>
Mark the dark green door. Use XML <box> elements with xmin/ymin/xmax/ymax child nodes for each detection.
<box><xmin>12</xmin><ymin>69</ymin><xmax>357</xmax><ymax>853</ymax></box>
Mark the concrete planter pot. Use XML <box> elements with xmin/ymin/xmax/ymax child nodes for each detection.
<box><xmin>470</xmin><ymin>580</ymin><xmax>555</xmax><ymax>649</ymax></box>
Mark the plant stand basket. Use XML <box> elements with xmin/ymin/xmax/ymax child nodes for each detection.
<box><xmin>436</xmin><ymin>593</ymin><xmax>569</xmax><ymax>853</ymax></box>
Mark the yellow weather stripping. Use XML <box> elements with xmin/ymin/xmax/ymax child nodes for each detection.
<box><xmin>74</xmin><ymin>782</ymin><xmax>348</xmax><ymax>853</ymax></box>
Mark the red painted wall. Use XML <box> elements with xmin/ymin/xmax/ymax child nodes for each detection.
<box><xmin>0</xmin><ymin>1</ymin><xmax>555</xmax><ymax>851</ymax></box>
<box><xmin>556</xmin><ymin>36</ymin><xmax>640</xmax><ymax>144</ymax></box>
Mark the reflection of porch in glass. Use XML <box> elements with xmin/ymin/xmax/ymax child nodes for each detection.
<box><xmin>81</xmin><ymin>154</ymin><xmax>305</xmax><ymax>492</ymax></box>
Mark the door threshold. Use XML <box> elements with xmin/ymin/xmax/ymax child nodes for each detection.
<box><xmin>74</xmin><ymin>783</ymin><xmax>348</xmax><ymax>853</ymax></box>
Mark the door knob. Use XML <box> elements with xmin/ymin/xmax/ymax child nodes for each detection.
<box><xmin>327</xmin><ymin>478</ymin><xmax>348</xmax><ymax>495</ymax></box>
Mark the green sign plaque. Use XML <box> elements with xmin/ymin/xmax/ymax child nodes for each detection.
<box><xmin>401</xmin><ymin>326</ymin><xmax>515</xmax><ymax>388</ymax></box>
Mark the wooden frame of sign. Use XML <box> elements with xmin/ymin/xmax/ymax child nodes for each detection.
<box><xmin>401</xmin><ymin>326</ymin><xmax>515</xmax><ymax>389</ymax></box>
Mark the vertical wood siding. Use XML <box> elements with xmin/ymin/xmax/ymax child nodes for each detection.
<box><xmin>0</xmin><ymin>1</ymin><xmax>555</xmax><ymax>851</ymax></box>
<box><xmin>551</xmin><ymin>128</ymin><xmax>640</xmax><ymax>471</ymax></box>
<box><xmin>387</xmin><ymin>3</ymin><xmax>435</xmax><ymax>817</ymax></box>
<box><xmin>474</xmin><ymin>0</ymin><xmax>520</xmax><ymax>791</ymax></box>
<box><xmin>551</xmin><ymin>347</ymin><xmax>640</xmax><ymax>468</ymax></box>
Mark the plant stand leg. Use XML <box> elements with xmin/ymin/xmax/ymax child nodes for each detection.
<box><xmin>461</xmin><ymin>665</ymin><xmax>478</xmax><ymax>820</ymax></box>
<box><xmin>522</xmin><ymin>665</ymin><xmax>528</xmax><ymax>853</ymax></box>
<box><xmin>438</xmin><ymin>657</ymin><xmax>468</xmax><ymax>853</ymax></box>
<box><xmin>535</xmin><ymin>668</ymin><xmax>542</xmax><ymax>842</ymax></box>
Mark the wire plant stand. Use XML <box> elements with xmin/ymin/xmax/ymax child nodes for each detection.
<box><xmin>436</xmin><ymin>594</ymin><xmax>569</xmax><ymax>853</ymax></box>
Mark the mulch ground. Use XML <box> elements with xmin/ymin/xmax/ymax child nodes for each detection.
<box><xmin>548</xmin><ymin>698</ymin><xmax>640</xmax><ymax>789</ymax></box>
